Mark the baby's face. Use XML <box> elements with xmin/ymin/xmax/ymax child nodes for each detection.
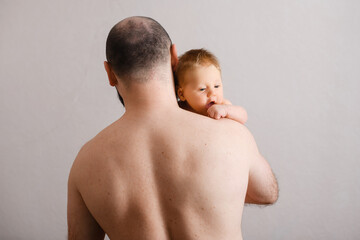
<box><xmin>178</xmin><ymin>64</ymin><xmax>224</xmax><ymax>116</ymax></box>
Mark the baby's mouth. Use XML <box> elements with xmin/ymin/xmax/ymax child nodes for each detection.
<box><xmin>206</xmin><ymin>101</ymin><xmax>216</xmax><ymax>109</ymax></box>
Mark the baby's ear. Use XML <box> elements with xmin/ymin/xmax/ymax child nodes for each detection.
<box><xmin>177</xmin><ymin>87</ymin><xmax>186</xmax><ymax>101</ymax></box>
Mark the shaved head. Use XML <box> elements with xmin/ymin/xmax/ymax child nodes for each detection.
<box><xmin>106</xmin><ymin>16</ymin><xmax>172</xmax><ymax>86</ymax></box>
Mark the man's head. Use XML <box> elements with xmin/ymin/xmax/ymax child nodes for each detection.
<box><xmin>104</xmin><ymin>16</ymin><xmax>175</xmax><ymax>106</ymax></box>
<box><xmin>175</xmin><ymin>49</ymin><xmax>223</xmax><ymax>116</ymax></box>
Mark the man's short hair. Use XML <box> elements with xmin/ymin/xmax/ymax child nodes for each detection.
<box><xmin>106</xmin><ymin>16</ymin><xmax>172</xmax><ymax>87</ymax></box>
<box><xmin>175</xmin><ymin>48</ymin><xmax>221</xmax><ymax>87</ymax></box>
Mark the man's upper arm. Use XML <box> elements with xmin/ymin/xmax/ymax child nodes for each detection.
<box><xmin>243</xmin><ymin>127</ymin><xmax>278</xmax><ymax>205</ymax></box>
<box><xmin>67</xmin><ymin>153</ymin><xmax>105</xmax><ymax>240</ymax></box>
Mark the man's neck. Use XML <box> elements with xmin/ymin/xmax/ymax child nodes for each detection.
<box><xmin>120</xmin><ymin>80</ymin><xmax>179</xmax><ymax>115</ymax></box>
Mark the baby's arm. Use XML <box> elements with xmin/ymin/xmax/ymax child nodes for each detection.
<box><xmin>207</xmin><ymin>100</ymin><xmax>248</xmax><ymax>124</ymax></box>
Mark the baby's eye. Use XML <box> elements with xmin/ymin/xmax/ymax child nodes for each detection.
<box><xmin>214</xmin><ymin>85</ymin><xmax>220</xmax><ymax>88</ymax></box>
<box><xmin>199</xmin><ymin>88</ymin><xmax>206</xmax><ymax>91</ymax></box>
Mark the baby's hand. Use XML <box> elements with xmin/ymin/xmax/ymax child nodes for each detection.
<box><xmin>207</xmin><ymin>104</ymin><xmax>228</xmax><ymax>120</ymax></box>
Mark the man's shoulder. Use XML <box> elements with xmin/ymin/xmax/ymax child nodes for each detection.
<box><xmin>89</xmin><ymin>117</ymin><xmax>128</xmax><ymax>147</ymax></box>
<box><xmin>179</xmin><ymin>109</ymin><xmax>250</xmax><ymax>133</ymax></box>
<box><xmin>209</xmin><ymin>118</ymin><xmax>257</xmax><ymax>147</ymax></box>
<box><xmin>69</xmin><ymin>130</ymin><xmax>117</xmax><ymax>189</ymax></box>
<box><xmin>181</xmin><ymin>112</ymin><xmax>252</xmax><ymax>143</ymax></box>
<box><xmin>70</xmin><ymin>119</ymin><xmax>123</xmax><ymax>172</ymax></box>
<box><xmin>211</xmin><ymin>117</ymin><xmax>250</xmax><ymax>134</ymax></box>
<box><xmin>70</xmin><ymin>138</ymin><xmax>99</xmax><ymax>177</ymax></box>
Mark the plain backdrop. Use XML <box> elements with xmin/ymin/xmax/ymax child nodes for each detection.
<box><xmin>1</xmin><ymin>0</ymin><xmax>359</xmax><ymax>239</ymax></box>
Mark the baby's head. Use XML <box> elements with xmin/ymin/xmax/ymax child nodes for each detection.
<box><xmin>175</xmin><ymin>49</ymin><xmax>223</xmax><ymax>116</ymax></box>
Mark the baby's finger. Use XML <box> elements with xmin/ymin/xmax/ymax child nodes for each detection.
<box><xmin>214</xmin><ymin>112</ymin><xmax>221</xmax><ymax>119</ymax></box>
<box><xmin>207</xmin><ymin>108</ymin><xmax>214</xmax><ymax>118</ymax></box>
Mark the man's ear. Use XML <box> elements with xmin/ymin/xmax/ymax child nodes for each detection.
<box><xmin>104</xmin><ymin>61</ymin><xmax>118</xmax><ymax>86</ymax></box>
<box><xmin>170</xmin><ymin>44</ymin><xmax>178</xmax><ymax>72</ymax></box>
<box><xmin>177</xmin><ymin>87</ymin><xmax>186</xmax><ymax>101</ymax></box>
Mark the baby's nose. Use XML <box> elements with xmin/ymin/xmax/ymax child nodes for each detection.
<box><xmin>207</xmin><ymin>89</ymin><xmax>215</xmax><ymax>97</ymax></box>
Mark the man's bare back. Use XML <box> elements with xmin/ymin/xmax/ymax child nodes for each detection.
<box><xmin>68</xmin><ymin>108</ymin><xmax>276</xmax><ymax>240</ymax></box>
<box><xmin>67</xmin><ymin>16</ymin><xmax>278</xmax><ymax>240</ymax></box>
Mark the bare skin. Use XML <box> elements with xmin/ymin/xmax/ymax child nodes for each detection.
<box><xmin>67</xmin><ymin>17</ymin><xmax>278</xmax><ymax>240</ymax></box>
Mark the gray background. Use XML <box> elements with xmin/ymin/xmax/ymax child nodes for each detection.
<box><xmin>1</xmin><ymin>0</ymin><xmax>359</xmax><ymax>239</ymax></box>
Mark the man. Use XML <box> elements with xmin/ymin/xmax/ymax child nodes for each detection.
<box><xmin>67</xmin><ymin>16</ymin><xmax>278</xmax><ymax>240</ymax></box>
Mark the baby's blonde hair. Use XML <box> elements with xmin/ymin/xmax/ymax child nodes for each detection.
<box><xmin>175</xmin><ymin>48</ymin><xmax>221</xmax><ymax>87</ymax></box>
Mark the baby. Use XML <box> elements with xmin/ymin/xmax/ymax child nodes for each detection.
<box><xmin>175</xmin><ymin>49</ymin><xmax>248</xmax><ymax>124</ymax></box>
